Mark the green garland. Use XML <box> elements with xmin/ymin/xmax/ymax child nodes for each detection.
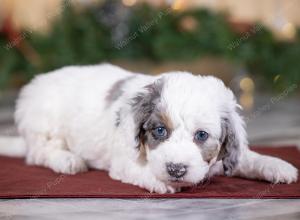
<box><xmin>0</xmin><ymin>3</ymin><xmax>300</xmax><ymax>91</ymax></box>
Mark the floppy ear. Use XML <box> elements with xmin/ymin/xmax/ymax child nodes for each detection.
<box><xmin>130</xmin><ymin>79</ymin><xmax>163</xmax><ymax>149</ymax></box>
<box><xmin>217</xmin><ymin>107</ymin><xmax>247</xmax><ymax>176</ymax></box>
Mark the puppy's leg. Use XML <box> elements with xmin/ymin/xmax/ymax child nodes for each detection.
<box><xmin>209</xmin><ymin>150</ymin><xmax>298</xmax><ymax>183</ymax></box>
<box><xmin>26</xmin><ymin>134</ymin><xmax>87</xmax><ymax>174</ymax></box>
<box><xmin>233</xmin><ymin>149</ymin><xmax>298</xmax><ymax>183</ymax></box>
<box><xmin>109</xmin><ymin>159</ymin><xmax>175</xmax><ymax>194</ymax></box>
<box><xmin>208</xmin><ymin>161</ymin><xmax>224</xmax><ymax>177</ymax></box>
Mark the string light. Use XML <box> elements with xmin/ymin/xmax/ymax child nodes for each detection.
<box><xmin>122</xmin><ymin>0</ymin><xmax>137</xmax><ymax>7</ymax></box>
<box><xmin>240</xmin><ymin>93</ymin><xmax>254</xmax><ymax>111</ymax></box>
<box><xmin>240</xmin><ymin>77</ymin><xmax>254</xmax><ymax>92</ymax></box>
<box><xmin>172</xmin><ymin>0</ymin><xmax>186</xmax><ymax>11</ymax></box>
<box><xmin>273</xmin><ymin>74</ymin><xmax>281</xmax><ymax>83</ymax></box>
<box><xmin>282</xmin><ymin>22</ymin><xmax>296</xmax><ymax>40</ymax></box>
<box><xmin>239</xmin><ymin>77</ymin><xmax>255</xmax><ymax>111</ymax></box>
<box><xmin>179</xmin><ymin>16</ymin><xmax>198</xmax><ymax>32</ymax></box>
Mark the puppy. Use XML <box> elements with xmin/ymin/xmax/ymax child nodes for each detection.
<box><xmin>2</xmin><ymin>64</ymin><xmax>298</xmax><ymax>193</ymax></box>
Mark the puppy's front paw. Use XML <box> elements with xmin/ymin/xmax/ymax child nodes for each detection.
<box><xmin>262</xmin><ymin>159</ymin><xmax>298</xmax><ymax>184</ymax></box>
<box><xmin>147</xmin><ymin>181</ymin><xmax>176</xmax><ymax>194</ymax></box>
<box><xmin>109</xmin><ymin>170</ymin><xmax>176</xmax><ymax>194</ymax></box>
<box><xmin>48</xmin><ymin>151</ymin><xmax>88</xmax><ymax>175</ymax></box>
<box><xmin>141</xmin><ymin>177</ymin><xmax>176</xmax><ymax>194</ymax></box>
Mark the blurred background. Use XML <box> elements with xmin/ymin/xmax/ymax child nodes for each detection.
<box><xmin>0</xmin><ymin>0</ymin><xmax>299</xmax><ymax>146</ymax></box>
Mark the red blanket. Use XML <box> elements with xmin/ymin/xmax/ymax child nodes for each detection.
<box><xmin>0</xmin><ymin>146</ymin><xmax>299</xmax><ymax>198</ymax></box>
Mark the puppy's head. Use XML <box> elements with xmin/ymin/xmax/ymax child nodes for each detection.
<box><xmin>131</xmin><ymin>73</ymin><xmax>247</xmax><ymax>187</ymax></box>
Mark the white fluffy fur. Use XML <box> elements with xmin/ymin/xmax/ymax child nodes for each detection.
<box><xmin>1</xmin><ymin>64</ymin><xmax>297</xmax><ymax>193</ymax></box>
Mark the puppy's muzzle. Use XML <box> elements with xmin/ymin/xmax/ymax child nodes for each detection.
<box><xmin>166</xmin><ymin>162</ymin><xmax>187</xmax><ymax>178</ymax></box>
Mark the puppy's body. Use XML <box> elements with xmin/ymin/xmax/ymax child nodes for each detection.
<box><xmin>16</xmin><ymin>65</ymin><xmax>147</xmax><ymax>171</ymax></box>
<box><xmin>10</xmin><ymin>64</ymin><xmax>298</xmax><ymax>193</ymax></box>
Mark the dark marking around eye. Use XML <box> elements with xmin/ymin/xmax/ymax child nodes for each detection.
<box><xmin>201</xmin><ymin>144</ymin><xmax>219</xmax><ymax>163</ymax></box>
<box><xmin>193</xmin><ymin>130</ymin><xmax>219</xmax><ymax>163</ymax></box>
<box><xmin>151</xmin><ymin>126</ymin><xmax>168</xmax><ymax>140</ymax></box>
<box><xmin>142</xmin><ymin>112</ymin><xmax>172</xmax><ymax>149</ymax></box>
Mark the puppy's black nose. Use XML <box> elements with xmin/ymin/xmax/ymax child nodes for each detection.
<box><xmin>166</xmin><ymin>162</ymin><xmax>187</xmax><ymax>178</ymax></box>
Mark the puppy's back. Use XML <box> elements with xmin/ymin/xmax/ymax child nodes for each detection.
<box><xmin>14</xmin><ymin>64</ymin><xmax>132</xmax><ymax>136</ymax></box>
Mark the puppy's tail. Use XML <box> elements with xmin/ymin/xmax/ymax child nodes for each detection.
<box><xmin>0</xmin><ymin>136</ymin><xmax>26</xmax><ymax>157</ymax></box>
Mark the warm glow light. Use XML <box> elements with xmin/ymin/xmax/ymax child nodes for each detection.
<box><xmin>273</xmin><ymin>74</ymin><xmax>281</xmax><ymax>83</ymax></box>
<box><xmin>240</xmin><ymin>77</ymin><xmax>255</xmax><ymax>92</ymax></box>
<box><xmin>122</xmin><ymin>0</ymin><xmax>137</xmax><ymax>7</ymax></box>
<box><xmin>172</xmin><ymin>0</ymin><xmax>185</xmax><ymax>11</ymax></box>
<box><xmin>282</xmin><ymin>22</ymin><xmax>296</xmax><ymax>39</ymax></box>
<box><xmin>240</xmin><ymin>93</ymin><xmax>254</xmax><ymax>111</ymax></box>
<box><xmin>180</xmin><ymin>16</ymin><xmax>198</xmax><ymax>31</ymax></box>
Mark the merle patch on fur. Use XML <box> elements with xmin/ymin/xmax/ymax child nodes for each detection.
<box><xmin>217</xmin><ymin>117</ymin><xmax>240</xmax><ymax>176</ymax></box>
<box><xmin>106</xmin><ymin>76</ymin><xmax>134</xmax><ymax>108</ymax></box>
<box><xmin>131</xmin><ymin>78</ymin><xmax>164</xmax><ymax>149</ymax></box>
<box><xmin>115</xmin><ymin>109</ymin><xmax>121</xmax><ymax>127</ymax></box>
<box><xmin>199</xmin><ymin>143</ymin><xmax>219</xmax><ymax>163</ymax></box>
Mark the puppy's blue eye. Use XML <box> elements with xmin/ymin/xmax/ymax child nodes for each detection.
<box><xmin>195</xmin><ymin>130</ymin><xmax>209</xmax><ymax>142</ymax></box>
<box><xmin>152</xmin><ymin>127</ymin><xmax>168</xmax><ymax>138</ymax></box>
